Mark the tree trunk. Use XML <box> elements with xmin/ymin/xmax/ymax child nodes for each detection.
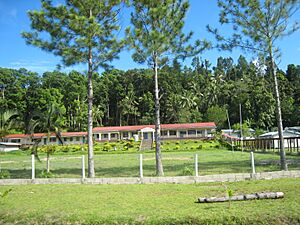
<box><xmin>153</xmin><ymin>54</ymin><xmax>164</xmax><ymax>176</ymax></box>
<box><xmin>87</xmin><ymin>11</ymin><xmax>95</xmax><ymax>177</ymax></box>
<box><xmin>269</xmin><ymin>52</ymin><xmax>287</xmax><ymax>171</ymax></box>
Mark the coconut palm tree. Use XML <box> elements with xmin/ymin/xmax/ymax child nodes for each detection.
<box><xmin>0</xmin><ymin>110</ymin><xmax>18</xmax><ymax>139</ymax></box>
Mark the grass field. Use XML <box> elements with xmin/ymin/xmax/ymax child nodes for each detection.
<box><xmin>1</xmin><ymin>140</ymin><xmax>299</xmax><ymax>178</ymax></box>
<box><xmin>0</xmin><ymin>178</ymin><xmax>299</xmax><ymax>224</ymax></box>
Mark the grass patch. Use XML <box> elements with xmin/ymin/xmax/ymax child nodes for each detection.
<box><xmin>0</xmin><ymin>178</ymin><xmax>299</xmax><ymax>224</ymax></box>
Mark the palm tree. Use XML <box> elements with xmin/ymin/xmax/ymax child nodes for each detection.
<box><xmin>30</xmin><ymin>103</ymin><xmax>65</xmax><ymax>172</ymax></box>
<box><xmin>0</xmin><ymin>110</ymin><xmax>18</xmax><ymax>139</ymax></box>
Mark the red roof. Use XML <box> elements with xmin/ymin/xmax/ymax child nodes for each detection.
<box><xmin>5</xmin><ymin>132</ymin><xmax>87</xmax><ymax>139</ymax></box>
<box><xmin>93</xmin><ymin>122</ymin><xmax>216</xmax><ymax>132</ymax></box>
<box><xmin>5</xmin><ymin>122</ymin><xmax>216</xmax><ymax>139</ymax></box>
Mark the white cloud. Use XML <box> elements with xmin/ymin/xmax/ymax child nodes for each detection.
<box><xmin>0</xmin><ymin>7</ymin><xmax>17</xmax><ymax>25</ymax></box>
<box><xmin>8</xmin><ymin>60</ymin><xmax>87</xmax><ymax>74</ymax></box>
<box><xmin>9</xmin><ymin>60</ymin><xmax>55</xmax><ymax>73</ymax></box>
<box><xmin>8</xmin><ymin>8</ymin><xmax>17</xmax><ymax>20</ymax></box>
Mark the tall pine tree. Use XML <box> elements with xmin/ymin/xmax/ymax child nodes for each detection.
<box><xmin>126</xmin><ymin>0</ymin><xmax>210</xmax><ymax>176</ymax></box>
<box><xmin>22</xmin><ymin>0</ymin><xmax>125</xmax><ymax>177</ymax></box>
<box><xmin>208</xmin><ymin>0</ymin><xmax>300</xmax><ymax>170</ymax></box>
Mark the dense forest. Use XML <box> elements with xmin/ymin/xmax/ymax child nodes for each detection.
<box><xmin>1</xmin><ymin>55</ymin><xmax>300</xmax><ymax>135</ymax></box>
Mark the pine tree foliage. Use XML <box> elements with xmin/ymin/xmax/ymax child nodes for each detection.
<box><xmin>208</xmin><ymin>0</ymin><xmax>300</xmax><ymax>171</ymax></box>
<box><xmin>126</xmin><ymin>0</ymin><xmax>210</xmax><ymax>176</ymax></box>
<box><xmin>22</xmin><ymin>0</ymin><xmax>126</xmax><ymax>178</ymax></box>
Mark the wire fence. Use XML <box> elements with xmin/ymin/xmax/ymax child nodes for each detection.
<box><xmin>1</xmin><ymin>150</ymin><xmax>299</xmax><ymax>179</ymax></box>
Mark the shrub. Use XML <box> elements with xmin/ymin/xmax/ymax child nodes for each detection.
<box><xmin>124</xmin><ymin>141</ymin><xmax>134</xmax><ymax>149</ymax></box>
<box><xmin>197</xmin><ymin>145</ymin><xmax>203</xmax><ymax>150</ymax></box>
<box><xmin>175</xmin><ymin>146</ymin><xmax>180</xmax><ymax>150</ymax></box>
<box><xmin>103</xmin><ymin>143</ymin><xmax>112</xmax><ymax>152</ymax></box>
<box><xmin>39</xmin><ymin>170</ymin><xmax>55</xmax><ymax>178</ymax></box>
<box><xmin>182</xmin><ymin>167</ymin><xmax>193</xmax><ymax>176</ymax></box>
<box><xmin>175</xmin><ymin>141</ymin><xmax>180</xmax><ymax>145</ymax></box>
<box><xmin>0</xmin><ymin>170</ymin><xmax>11</xmax><ymax>179</ymax></box>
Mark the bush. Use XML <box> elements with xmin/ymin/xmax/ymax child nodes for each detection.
<box><xmin>175</xmin><ymin>146</ymin><xmax>180</xmax><ymax>150</ymax></box>
<box><xmin>175</xmin><ymin>141</ymin><xmax>180</xmax><ymax>145</ymax></box>
<box><xmin>103</xmin><ymin>143</ymin><xmax>112</xmax><ymax>152</ymax></box>
<box><xmin>182</xmin><ymin>167</ymin><xmax>193</xmax><ymax>176</ymax></box>
<box><xmin>39</xmin><ymin>170</ymin><xmax>55</xmax><ymax>178</ymax></box>
<box><xmin>197</xmin><ymin>145</ymin><xmax>203</xmax><ymax>150</ymax></box>
<box><xmin>124</xmin><ymin>141</ymin><xmax>134</xmax><ymax>149</ymax></box>
<box><xmin>0</xmin><ymin>170</ymin><xmax>11</xmax><ymax>179</ymax></box>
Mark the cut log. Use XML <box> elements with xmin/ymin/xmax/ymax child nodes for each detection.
<box><xmin>198</xmin><ymin>192</ymin><xmax>284</xmax><ymax>203</ymax></box>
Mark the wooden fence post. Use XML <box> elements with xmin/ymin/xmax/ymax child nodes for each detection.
<box><xmin>195</xmin><ymin>154</ymin><xmax>199</xmax><ymax>177</ymax></box>
<box><xmin>139</xmin><ymin>154</ymin><xmax>143</xmax><ymax>178</ymax></box>
<box><xmin>250</xmin><ymin>151</ymin><xmax>255</xmax><ymax>175</ymax></box>
<box><xmin>31</xmin><ymin>154</ymin><xmax>35</xmax><ymax>180</ymax></box>
<box><xmin>82</xmin><ymin>155</ymin><xmax>85</xmax><ymax>179</ymax></box>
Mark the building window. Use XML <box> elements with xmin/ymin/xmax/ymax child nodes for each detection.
<box><xmin>169</xmin><ymin>130</ymin><xmax>177</xmax><ymax>136</ymax></box>
<box><xmin>111</xmin><ymin>133</ymin><xmax>116</xmax><ymax>138</ymax></box>
<box><xmin>64</xmin><ymin>137</ymin><xmax>68</xmax><ymax>142</ymax></box>
<box><xmin>70</xmin><ymin>137</ymin><xmax>73</xmax><ymax>142</ymax></box>
<box><xmin>76</xmin><ymin>137</ymin><xmax>80</xmax><ymax>141</ymax></box>
<box><xmin>180</xmin><ymin>131</ymin><xmax>186</xmax><ymax>137</ymax></box>
<box><xmin>161</xmin><ymin>131</ymin><xmax>168</xmax><ymax>136</ymax></box>
<box><xmin>50</xmin><ymin>137</ymin><xmax>56</xmax><ymax>142</ymax></box>
<box><xmin>103</xmin><ymin>134</ymin><xmax>108</xmax><ymax>139</ymax></box>
<box><xmin>197</xmin><ymin>130</ymin><xmax>203</xmax><ymax>135</ymax></box>
<box><xmin>11</xmin><ymin>139</ymin><xmax>21</xmax><ymax>143</ymax></box>
<box><xmin>123</xmin><ymin>132</ymin><xmax>128</xmax><ymax>138</ymax></box>
<box><xmin>188</xmin><ymin>130</ymin><xmax>196</xmax><ymax>135</ymax></box>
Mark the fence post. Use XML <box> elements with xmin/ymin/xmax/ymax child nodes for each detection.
<box><xmin>31</xmin><ymin>154</ymin><xmax>35</xmax><ymax>179</ymax></box>
<box><xmin>194</xmin><ymin>154</ymin><xmax>199</xmax><ymax>177</ymax></box>
<box><xmin>250</xmin><ymin>151</ymin><xmax>255</xmax><ymax>175</ymax></box>
<box><xmin>82</xmin><ymin>155</ymin><xmax>85</xmax><ymax>179</ymax></box>
<box><xmin>139</xmin><ymin>154</ymin><xmax>143</xmax><ymax>178</ymax></box>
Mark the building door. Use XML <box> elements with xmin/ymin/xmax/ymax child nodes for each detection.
<box><xmin>143</xmin><ymin>132</ymin><xmax>149</xmax><ymax>140</ymax></box>
<box><xmin>180</xmin><ymin>131</ymin><xmax>186</xmax><ymax>138</ymax></box>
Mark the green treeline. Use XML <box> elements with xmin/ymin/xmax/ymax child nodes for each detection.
<box><xmin>1</xmin><ymin>55</ymin><xmax>300</xmax><ymax>134</ymax></box>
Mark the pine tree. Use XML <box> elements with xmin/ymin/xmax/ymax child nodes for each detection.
<box><xmin>208</xmin><ymin>0</ymin><xmax>300</xmax><ymax>170</ymax></box>
<box><xmin>126</xmin><ymin>0</ymin><xmax>210</xmax><ymax>176</ymax></box>
<box><xmin>22</xmin><ymin>0</ymin><xmax>125</xmax><ymax>177</ymax></box>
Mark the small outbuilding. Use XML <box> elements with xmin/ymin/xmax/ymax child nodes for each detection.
<box><xmin>0</xmin><ymin>142</ymin><xmax>22</xmax><ymax>152</ymax></box>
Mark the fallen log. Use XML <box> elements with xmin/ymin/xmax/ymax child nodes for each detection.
<box><xmin>198</xmin><ymin>192</ymin><xmax>284</xmax><ymax>203</ymax></box>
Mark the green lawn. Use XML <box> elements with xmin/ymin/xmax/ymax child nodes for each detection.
<box><xmin>1</xmin><ymin>144</ymin><xmax>299</xmax><ymax>178</ymax></box>
<box><xmin>0</xmin><ymin>178</ymin><xmax>299</xmax><ymax>224</ymax></box>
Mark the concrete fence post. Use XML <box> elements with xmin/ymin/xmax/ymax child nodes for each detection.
<box><xmin>195</xmin><ymin>154</ymin><xmax>199</xmax><ymax>177</ymax></box>
<box><xmin>250</xmin><ymin>151</ymin><xmax>255</xmax><ymax>174</ymax></box>
<box><xmin>82</xmin><ymin>155</ymin><xmax>85</xmax><ymax>179</ymax></box>
<box><xmin>31</xmin><ymin>154</ymin><xmax>35</xmax><ymax>179</ymax></box>
<box><xmin>139</xmin><ymin>154</ymin><xmax>143</xmax><ymax>178</ymax></box>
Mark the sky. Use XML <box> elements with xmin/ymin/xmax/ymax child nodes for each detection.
<box><xmin>0</xmin><ymin>0</ymin><xmax>299</xmax><ymax>75</ymax></box>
